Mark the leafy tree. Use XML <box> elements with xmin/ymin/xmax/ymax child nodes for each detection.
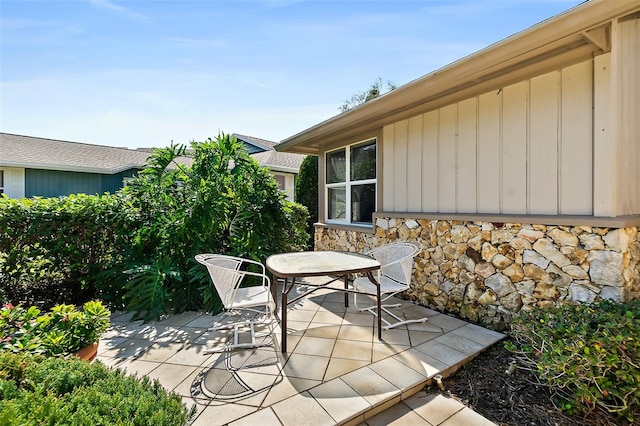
<box><xmin>116</xmin><ymin>133</ymin><xmax>308</xmax><ymax>319</ymax></box>
<box><xmin>294</xmin><ymin>155</ymin><xmax>318</xmax><ymax>249</ymax></box>
<box><xmin>339</xmin><ymin>77</ymin><xmax>397</xmax><ymax>112</ymax></box>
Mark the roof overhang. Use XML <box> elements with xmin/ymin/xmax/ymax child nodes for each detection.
<box><xmin>0</xmin><ymin>161</ymin><xmax>143</xmax><ymax>174</ymax></box>
<box><xmin>276</xmin><ymin>0</ymin><xmax>640</xmax><ymax>155</ymax></box>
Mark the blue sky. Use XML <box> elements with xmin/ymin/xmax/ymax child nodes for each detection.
<box><xmin>1</xmin><ymin>0</ymin><xmax>585</xmax><ymax>149</ymax></box>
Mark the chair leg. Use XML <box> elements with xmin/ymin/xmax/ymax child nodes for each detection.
<box><xmin>354</xmin><ymin>293</ymin><xmax>428</xmax><ymax>330</ymax></box>
<box><xmin>204</xmin><ymin>313</ymin><xmax>276</xmax><ymax>354</ymax></box>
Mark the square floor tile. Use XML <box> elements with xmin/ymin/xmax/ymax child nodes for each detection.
<box><xmin>333</xmin><ymin>340</ymin><xmax>372</xmax><ymax>361</ymax></box>
<box><xmin>368</xmin><ymin>357</ymin><xmax>427</xmax><ymax>390</ymax></box>
<box><xmin>413</xmin><ymin>340</ymin><xmax>467</xmax><ymax>367</ymax></box>
<box><xmin>293</xmin><ymin>336</ymin><xmax>335</xmax><ymax>357</ymax></box>
<box><xmin>282</xmin><ymin>353</ymin><xmax>330</xmax><ymax>381</ymax></box>
<box><xmin>338</xmin><ymin>325</ymin><xmax>375</xmax><ymax>342</ymax></box>
<box><xmin>341</xmin><ymin>367</ymin><xmax>399</xmax><ymax>405</ymax></box>
<box><xmin>324</xmin><ymin>357</ymin><xmax>369</xmax><ymax>381</ymax></box>
<box><xmin>261</xmin><ymin>376</ymin><xmax>320</xmax><ymax>407</ymax></box>
<box><xmin>403</xmin><ymin>393</ymin><xmax>464</xmax><ymax>425</ymax></box>
<box><xmin>309</xmin><ymin>378</ymin><xmax>371</xmax><ymax>423</ymax></box>
<box><xmin>271</xmin><ymin>391</ymin><xmax>336</xmax><ymax>426</ymax></box>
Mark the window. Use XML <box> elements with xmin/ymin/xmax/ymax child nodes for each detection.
<box><xmin>0</xmin><ymin>170</ymin><xmax>4</xmax><ymax>195</ymax></box>
<box><xmin>325</xmin><ymin>139</ymin><xmax>376</xmax><ymax>225</ymax></box>
<box><xmin>273</xmin><ymin>175</ymin><xmax>285</xmax><ymax>191</ymax></box>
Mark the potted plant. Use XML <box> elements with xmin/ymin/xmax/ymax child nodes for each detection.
<box><xmin>0</xmin><ymin>300</ymin><xmax>111</xmax><ymax>361</ymax></box>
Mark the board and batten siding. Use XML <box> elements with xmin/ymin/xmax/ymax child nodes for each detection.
<box><xmin>381</xmin><ymin>15</ymin><xmax>640</xmax><ymax>218</ymax></box>
<box><xmin>383</xmin><ymin>57</ymin><xmax>613</xmax><ymax>217</ymax></box>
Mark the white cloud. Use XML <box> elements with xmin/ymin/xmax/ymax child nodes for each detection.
<box><xmin>88</xmin><ymin>0</ymin><xmax>150</xmax><ymax>23</ymax></box>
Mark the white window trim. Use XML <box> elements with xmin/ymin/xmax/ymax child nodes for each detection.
<box><xmin>325</xmin><ymin>139</ymin><xmax>376</xmax><ymax>226</ymax></box>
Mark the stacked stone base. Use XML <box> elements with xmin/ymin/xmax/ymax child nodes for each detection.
<box><xmin>315</xmin><ymin>218</ymin><xmax>640</xmax><ymax>328</ymax></box>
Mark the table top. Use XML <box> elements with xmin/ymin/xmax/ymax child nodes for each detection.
<box><xmin>266</xmin><ymin>250</ymin><xmax>380</xmax><ymax>278</ymax></box>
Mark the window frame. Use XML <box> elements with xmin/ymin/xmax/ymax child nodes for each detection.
<box><xmin>324</xmin><ymin>138</ymin><xmax>377</xmax><ymax>226</ymax></box>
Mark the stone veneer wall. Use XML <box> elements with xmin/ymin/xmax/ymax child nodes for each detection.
<box><xmin>314</xmin><ymin>218</ymin><xmax>640</xmax><ymax>327</ymax></box>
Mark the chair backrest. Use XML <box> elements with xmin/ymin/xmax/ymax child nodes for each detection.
<box><xmin>195</xmin><ymin>254</ymin><xmax>244</xmax><ymax>307</ymax></box>
<box><xmin>368</xmin><ymin>241</ymin><xmax>422</xmax><ymax>286</ymax></box>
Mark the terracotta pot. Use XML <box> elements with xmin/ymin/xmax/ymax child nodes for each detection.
<box><xmin>73</xmin><ymin>342</ymin><xmax>98</xmax><ymax>362</ymax></box>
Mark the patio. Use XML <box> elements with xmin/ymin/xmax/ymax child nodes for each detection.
<box><xmin>97</xmin><ymin>282</ymin><xmax>504</xmax><ymax>425</ymax></box>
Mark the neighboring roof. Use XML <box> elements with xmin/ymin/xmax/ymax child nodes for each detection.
<box><xmin>251</xmin><ymin>150</ymin><xmax>304</xmax><ymax>173</ymax></box>
<box><xmin>0</xmin><ymin>133</ymin><xmax>151</xmax><ymax>174</ymax></box>
<box><xmin>276</xmin><ymin>0</ymin><xmax>640</xmax><ymax>155</ymax></box>
<box><xmin>233</xmin><ymin>133</ymin><xmax>305</xmax><ymax>173</ymax></box>
<box><xmin>233</xmin><ymin>133</ymin><xmax>277</xmax><ymax>151</ymax></box>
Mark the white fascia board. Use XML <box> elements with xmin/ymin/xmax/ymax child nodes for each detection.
<box><xmin>0</xmin><ymin>161</ymin><xmax>142</xmax><ymax>175</ymax></box>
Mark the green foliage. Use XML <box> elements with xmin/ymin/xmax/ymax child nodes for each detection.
<box><xmin>119</xmin><ymin>133</ymin><xmax>309</xmax><ymax>319</ymax></box>
<box><xmin>0</xmin><ymin>352</ymin><xmax>195</xmax><ymax>425</ymax></box>
<box><xmin>0</xmin><ymin>134</ymin><xmax>309</xmax><ymax>320</ymax></box>
<box><xmin>0</xmin><ymin>193</ymin><xmax>134</xmax><ymax>308</ymax></box>
<box><xmin>0</xmin><ymin>301</ymin><xmax>110</xmax><ymax>356</ymax></box>
<box><xmin>294</xmin><ymin>155</ymin><xmax>318</xmax><ymax>249</ymax></box>
<box><xmin>339</xmin><ymin>77</ymin><xmax>397</xmax><ymax>112</ymax></box>
<box><xmin>507</xmin><ymin>299</ymin><xmax>640</xmax><ymax>421</ymax></box>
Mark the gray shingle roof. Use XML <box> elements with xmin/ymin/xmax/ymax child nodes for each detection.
<box><xmin>233</xmin><ymin>133</ymin><xmax>305</xmax><ymax>173</ymax></box>
<box><xmin>0</xmin><ymin>132</ymin><xmax>303</xmax><ymax>175</ymax></box>
<box><xmin>0</xmin><ymin>133</ymin><xmax>151</xmax><ymax>174</ymax></box>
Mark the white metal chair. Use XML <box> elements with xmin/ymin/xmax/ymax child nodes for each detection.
<box><xmin>353</xmin><ymin>241</ymin><xmax>426</xmax><ymax>330</ymax></box>
<box><xmin>195</xmin><ymin>254</ymin><xmax>277</xmax><ymax>354</ymax></box>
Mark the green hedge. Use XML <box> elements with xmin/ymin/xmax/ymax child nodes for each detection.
<box><xmin>0</xmin><ymin>352</ymin><xmax>195</xmax><ymax>425</ymax></box>
<box><xmin>507</xmin><ymin>299</ymin><xmax>640</xmax><ymax>421</ymax></box>
<box><xmin>0</xmin><ymin>194</ymin><xmax>134</xmax><ymax>308</ymax></box>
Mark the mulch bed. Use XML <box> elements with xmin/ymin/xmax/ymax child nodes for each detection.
<box><xmin>427</xmin><ymin>338</ymin><xmax>630</xmax><ymax>426</ymax></box>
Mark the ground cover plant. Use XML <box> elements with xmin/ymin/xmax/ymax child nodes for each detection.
<box><xmin>441</xmin><ymin>299</ymin><xmax>638</xmax><ymax>425</ymax></box>
<box><xmin>0</xmin><ymin>352</ymin><xmax>195</xmax><ymax>425</ymax></box>
<box><xmin>0</xmin><ymin>300</ymin><xmax>110</xmax><ymax>356</ymax></box>
<box><xmin>506</xmin><ymin>299</ymin><xmax>640</xmax><ymax>422</ymax></box>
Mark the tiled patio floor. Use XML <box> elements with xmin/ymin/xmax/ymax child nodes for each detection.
<box><xmin>97</xmin><ymin>284</ymin><xmax>504</xmax><ymax>425</ymax></box>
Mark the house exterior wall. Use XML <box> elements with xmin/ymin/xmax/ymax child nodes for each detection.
<box><xmin>383</xmin><ymin>59</ymin><xmax>598</xmax><ymax>216</ymax></box>
<box><xmin>25</xmin><ymin>168</ymin><xmax>138</xmax><ymax>198</ymax></box>
<box><xmin>312</xmin><ymin>15</ymin><xmax>640</xmax><ymax>327</ymax></box>
<box><xmin>315</xmin><ymin>218</ymin><xmax>640</xmax><ymax>327</ymax></box>
<box><xmin>381</xmin><ymin>14</ymin><xmax>640</xmax><ymax>218</ymax></box>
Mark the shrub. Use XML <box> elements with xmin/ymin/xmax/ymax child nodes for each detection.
<box><xmin>0</xmin><ymin>352</ymin><xmax>195</xmax><ymax>425</ymax></box>
<box><xmin>0</xmin><ymin>301</ymin><xmax>110</xmax><ymax>356</ymax></box>
<box><xmin>118</xmin><ymin>134</ymin><xmax>309</xmax><ymax>319</ymax></box>
<box><xmin>0</xmin><ymin>194</ymin><xmax>134</xmax><ymax>309</ymax></box>
<box><xmin>506</xmin><ymin>299</ymin><xmax>640</xmax><ymax>421</ymax></box>
<box><xmin>0</xmin><ymin>134</ymin><xmax>309</xmax><ymax>320</ymax></box>
<box><xmin>294</xmin><ymin>155</ymin><xmax>318</xmax><ymax>249</ymax></box>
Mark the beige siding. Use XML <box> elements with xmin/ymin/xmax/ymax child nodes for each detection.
<box><xmin>501</xmin><ymin>82</ymin><xmax>528</xmax><ymax>213</ymax></box>
<box><xmin>560</xmin><ymin>61</ymin><xmax>593</xmax><ymax>215</ymax></box>
<box><xmin>616</xmin><ymin>15</ymin><xmax>640</xmax><ymax>215</ymax></box>
<box><xmin>407</xmin><ymin>116</ymin><xmax>423</xmax><ymax>212</ymax></box>
<box><xmin>477</xmin><ymin>91</ymin><xmax>501</xmax><ymax>214</ymax></box>
<box><xmin>456</xmin><ymin>98</ymin><xmax>477</xmax><ymax>213</ymax></box>
<box><xmin>529</xmin><ymin>72</ymin><xmax>559</xmax><ymax>214</ymax></box>
<box><xmin>438</xmin><ymin>105</ymin><xmax>457</xmax><ymax>213</ymax></box>
<box><xmin>393</xmin><ymin>120</ymin><xmax>409</xmax><ymax>211</ymax></box>
<box><xmin>421</xmin><ymin>110</ymin><xmax>439</xmax><ymax>212</ymax></box>
<box><xmin>382</xmin><ymin>126</ymin><xmax>394</xmax><ymax>211</ymax></box>
<box><xmin>593</xmin><ymin>53</ymin><xmax>613</xmax><ymax>216</ymax></box>
<box><xmin>383</xmin><ymin>59</ymin><xmax>599</xmax><ymax>216</ymax></box>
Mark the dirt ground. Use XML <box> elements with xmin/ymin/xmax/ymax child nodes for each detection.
<box><xmin>427</xmin><ymin>339</ymin><xmax>631</xmax><ymax>426</ymax></box>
